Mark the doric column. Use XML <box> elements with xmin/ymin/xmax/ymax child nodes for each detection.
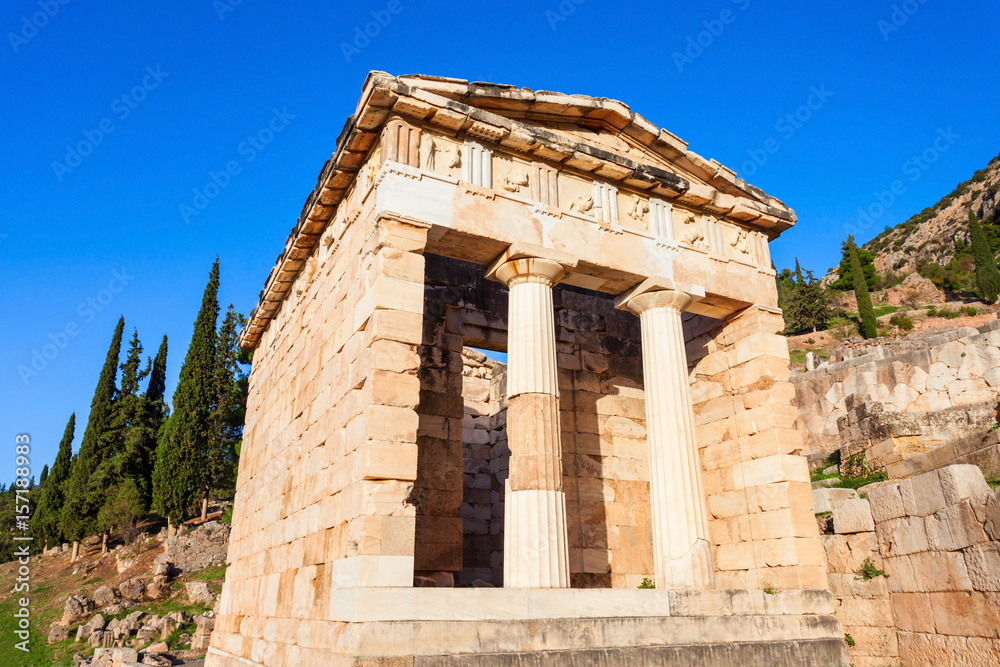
<box><xmin>488</xmin><ymin>249</ymin><xmax>573</xmax><ymax>588</ymax></box>
<box><xmin>617</xmin><ymin>278</ymin><xmax>714</xmax><ymax>589</ymax></box>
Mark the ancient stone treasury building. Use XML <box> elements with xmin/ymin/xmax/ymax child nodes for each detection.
<box><xmin>208</xmin><ymin>73</ymin><xmax>847</xmax><ymax>666</ymax></box>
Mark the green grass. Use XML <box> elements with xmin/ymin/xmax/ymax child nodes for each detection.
<box><xmin>827</xmin><ymin>471</ymin><xmax>888</xmax><ymax>490</ymax></box>
<box><xmin>855</xmin><ymin>557</ymin><xmax>889</xmax><ymax>581</ymax></box>
<box><xmin>0</xmin><ymin>599</ymin><xmax>71</xmax><ymax>666</ymax></box>
<box><xmin>189</xmin><ymin>564</ymin><xmax>227</xmax><ymax>583</ymax></box>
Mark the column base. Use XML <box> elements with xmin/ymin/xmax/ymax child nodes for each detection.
<box><xmin>504</xmin><ymin>488</ymin><xmax>571</xmax><ymax>588</ymax></box>
<box><xmin>658</xmin><ymin>538</ymin><xmax>714</xmax><ymax>590</ymax></box>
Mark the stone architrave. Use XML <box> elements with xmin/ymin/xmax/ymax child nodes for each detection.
<box><xmin>487</xmin><ymin>245</ymin><xmax>576</xmax><ymax>588</ymax></box>
<box><xmin>617</xmin><ymin>277</ymin><xmax>714</xmax><ymax>589</ymax></box>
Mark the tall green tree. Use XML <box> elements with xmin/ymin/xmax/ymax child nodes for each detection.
<box><xmin>970</xmin><ymin>209</ymin><xmax>1000</xmax><ymax>304</ymax></box>
<box><xmin>31</xmin><ymin>414</ymin><xmax>75</xmax><ymax>546</ymax></box>
<box><xmin>847</xmin><ymin>237</ymin><xmax>878</xmax><ymax>338</ymax></box>
<box><xmin>152</xmin><ymin>260</ymin><xmax>220</xmax><ymax>525</ymax></box>
<box><xmin>96</xmin><ymin>329</ymin><xmax>161</xmax><ymax>523</ymax></box>
<box><xmin>39</xmin><ymin>465</ymin><xmax>48</xmax><ymax>486</ymax></box>
<box><xmin>61</xmin><ymin>317</ymin><xmax>124</xmax><ymax>541</ymax></box>
<box><xmin>147</xmin><ymin>335</ymin><xmax>169</xmax><ymax>423</ymax></box>
<box><xmin>831</xmin><ymin>240</ymin><xmax>877</xmax><ymax>292</ymax></box>
<box><xmin>202</xmin><ymin>306</ymin><xmax>249</xmax><ymax>511</ymax></box>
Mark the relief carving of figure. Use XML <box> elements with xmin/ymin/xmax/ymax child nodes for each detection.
<box><xmin>729</xmin><ymin>226</ymin><xmax>751</xmax><ymax>256</ymax></box>
<box><xmin>444</xmin><ymin>144</ymin><xmax>462</xmax><ymax>169</ymax></box>
<box><xmin>419</xmin><ymin>134</ymin><xmax>436</xmax><ymax>171</ymax></box>
<box><xmin>627</xmin><ymin>195</ymin><xmax>649</xmax><ymax>223</ymax></box>
<box><xmin>678</xmin><ymin>211</ymin><xmax>707</xmax><ymax>249</ymax></box>
<box><xmin>499</xmin><ymin>166</ymin><xmax>530</xmax><ymax>193</ymax></box>
<box><xmin>570</xmin><ymin>193</ymin><xmax>594</xmax><ymax>214</ymax></box>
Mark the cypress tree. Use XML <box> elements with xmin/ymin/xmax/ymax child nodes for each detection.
<box><xmin>147</xmin><ymin>335</ymin><xmax>168</xmax><ymax>410</ymax></box>
<box><xmin>202</xmin><ymin>306</ymin><xmax>249</xmax><ymax>514</ymax></box>
<box><xmin>32</xmin><ymin>414</ymin><xmax>76</xmax><ymax>545</ymax></box>
<box><xmin>97</xmin><ymin>330</ymin><xmax>159</xmax><ymax>520</ymax></box>
<box><xmin>970</xmin><ymin>209</ymin><xmax>1000</xmax><ymax>304</ymax></box>
<box><xmin>152</xmin><ymin>260</ymin><xmax>220</xmax><ymax>525</ymax></box>
<box><xmin>832</xmin><ymin>240</ymin><xmax>877</xmax><ymax>292</ymax></box>
<box><xmin>39</xmin><ymin>465</ymin><xmax>48</xmax><ymax>486</ymax></box>
<box><xmin>848</xmin><ymin>237</ymin><xmax>878</xmax><ymax>339</ymax></box>
<box><xmin>784</xmin><ymin>260</ymin><xmax>832</xmax><ymax>334</ymax></box>
<box><xmin>62</xmin><ymin>317</ymin><xmax>124</xmax><ymax>540</ymax></box>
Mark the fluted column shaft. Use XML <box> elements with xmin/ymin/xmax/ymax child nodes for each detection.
<box><xmin>624</xmin><ymin>290</ymin><xmax>714</xmax><ymax>589</ymax></box>
<box><xmin>495</xmin><ymin>257</ymin><xmax>570</xmax><ymax>588</ymax></box>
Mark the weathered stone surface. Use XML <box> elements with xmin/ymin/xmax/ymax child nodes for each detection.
<box><xmin>832</xmin><ymin>499</ymin><xmax>875</xmax><ymax>534</ymax></box>
<box><xmin>118</xmin><ymin>578</ymin><xmax>145</xmax><ymax>601</ymax></box>
<box><xmin>184</xmin><ymin>581</ymin><xmax>215</xmax><ymax>605</ymax></box>
<box><xmin>93</xmin><ymin>585</ymin><xmax>118</xmax><ymax>608</ymax></box>
<box><xmin>48</xmin><ymin>624</ymin><xmax>69</xmax><ymax>642</ymax></box>
<box><xmin>812</xmin><ymin>487</ymin><xmax>857</xmax><ymax>514</ymax></box>
<box><xmin>937</xmin><ymin>464</ymin><xmax>991</xmax><ymax>505</ymax></box>
<box><xmin>61</xmin><ymin>595</ymin><xmax>94</xmax><ymax>626</ymax></box>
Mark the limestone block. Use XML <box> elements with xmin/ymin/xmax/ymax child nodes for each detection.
<box><xmin>898</xmin><ymin>631</ymin><xmax>1000</xmax><ymax>667</ymax></box>
<box><xmin>891</xmin><ymin>591</ymin><xmax>935</xmax><ymax>633</ymax></box>
<box><xmin>747</xmin><ymin>508</ymin><xmax>818</xmax><ymax>539</ymax></box>
<box><xmin>737</xmin><ymin>454</ymin><xmax>809</xmax><ymax>487</ymax></box>
<box><xmin>927</xmin><ymin>361</ymin><xmax>958</xmax><ymax>391</ymax></box>
<box><xmin>832</xmin><ymin>499</ymin><xmax>875</xmax><ymax>534</ymax></box>
<box><xmin>93</xmin><ymin>648</ymin><xmax>139</xmax><ymax>665</ymax></box>
<box><xmin>875</xmin><ymin>516</ymin><xmax>928</xmax><ymax>557</ymax></box>
<box><xmin>938</xmin><ymin>341</ymin><xmax>966</xmax><ymax>368</ymax></box>
<box><xmin>822</xmin><ymin>533</ymin><xmax>879</xmax><ymax>573</ymax></box>
<box><xmin>910</xmin><ymin>551</ymin><xmax>974</xmax><ymax>592</ymax></box>
<box><xmin>958</xmin><ymin>343</ymin><xmax>1000</xmax><ymax>380</ymax></box>
<box><xmin>888</xmin><ymin>383</ymin><xmax>920</xmax><ymax>410</ymax></box>
<box><xmin>826</xmin><ymin>572</ymin><xmax>888</xmax><ymax>599</ymax></box>
<box><xmin>966</xmin><ymin>543</ymin><xmax>1000</xmax><ymax>591</ymax></box>
<box><xmin>812</xmin><ymin>487</ymin><xmax>858</xmax><ymax>514</ymax></box>
<box><xmin>899</xmin><ymin>473</ymin><xmax>947</xmax><ymax>517</ymax></box>
<box><xmin>924</xmin><ymin>502</ymin><xmax>988</xmax><ymax>551</ymax></box>
<box><xmin>937</xmin><ymin>464</ymin><xmax>991</xmax><ymax>505</ymax></box>
<box><xmin>906</xmin><ymin>365</ymin><xmax>929</xmax><ymax>393</ymax></box>
<box><xmin>755</xmin><ymin>481</ymin><xmax>812</xmax><ymax>513</ymax></box>
<box><xmin>929</xmin><ymin>591</ymin><xmax>1000</xmax><ymax>638</ymax></box>
<box><xmin>837</xmin><ymin>596</ymin><xmax>894</xmax><ymax>627</ymax></box>
<box><xmin>985</xmin><ymin>367</ymin><xmax>1000</xmax><ymax>387</ymax></box>
<box><xmin>867</xmin><ymin>483</ymin><xmax>906</xmax><ymax>524</ymax></box>
<box><xmin>762</xmin><ymin>537</ymin><xmax>825</xmax><ymax>568</ymax></box>
<box><xmin>948</xmin><ymin>378</ymin><xmax>993</xmax><ymax>405</ymax></box>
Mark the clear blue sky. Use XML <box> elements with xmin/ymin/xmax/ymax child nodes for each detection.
<box><xmin>3</xmin><ymin>0</ymin><xmax>999</xmax><ymax>480</ymax></box>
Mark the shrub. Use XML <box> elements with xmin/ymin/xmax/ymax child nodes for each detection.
<box><xmin>638</xmin><ymin>578</ymin><xmax>655</xmax><ymax>589</ymax></box>
<box><xmin>845</xmin><ymin>634</ymin><xmax>856</xmax><ymax>647</ymax></box>
<box><xmin>856</xmin><ymin>557</ymin><xmax>890</xmax><ymax>580</ymax></box>
<box><xmin>939</xmin><ymin>309</ymin><xmax>959</xmax><ymax>319</ymax></box>
<box><xmin>889</xmin><ymin>314</ymin><xmax>913</xmax><ymax>330</ymax></box>
<box><xmin>963</xmin><ymin>306</ymin><xmax>979</xmax><ymax>316</ymax></box>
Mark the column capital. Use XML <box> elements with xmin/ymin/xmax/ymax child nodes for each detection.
<box><xmin>615</xmin><ymin>276</ymin><xmax>706</xmax><ymax>316</ymax></box>
<box><xmin>485</xmin><ymin>242</ymin><xmax>577</xmax><ymax>288</ymax></box>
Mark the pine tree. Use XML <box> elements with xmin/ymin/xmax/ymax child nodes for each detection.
<box><xmin>784</xmin><ymin>260</ymin><xmax>832</xmax><ymax>334</ymax></box>
<box><xmin>152</xmin><ymin>260</ymin><xmax>220</xmax><ymax>525</ymax></box>
<box><xmin>31</xmin><ymin>414</ymin><xmax>75</xmax><ymax>546</ymax></box>
<box><xmin>970</xmin><ymin>209</ymin><xmax>1000</xmax><ymax>304</ymax></box>
<box><xmin>848</xmin><ymin>237</ymin><xmax>878</xmax><ymax>339</ymax></box>
<box><xmin>39</xmin><ymin>465</ymin><xmax>49</xmax><ymax>486</ymax></box>
<box><xmin>62</xmin><ymin>317</ymin><xmax>124</xmax><ymax>541</ymax></box>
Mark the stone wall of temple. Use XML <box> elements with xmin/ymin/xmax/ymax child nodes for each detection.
<box><xmin>688</xmin><ymin>306</ymin><xmax>829</xmax><ymax>590</ymax></box>
<box><xmin>458</xmin><ymin>349</ymin><xmax>507</xmax><ymax>587</ymax></box>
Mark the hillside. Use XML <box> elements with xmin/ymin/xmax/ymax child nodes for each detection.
<box><xmin>861</xmin><ymin>152</ymin><xmax>1000</xmax><ymax>277</ymax></box>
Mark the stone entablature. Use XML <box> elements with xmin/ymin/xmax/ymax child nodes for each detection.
<box><xmin>209</xmin><ymin>73</ymin><xmax>842</xmax><ymax>666</ymax></box>
<box><xmin>239</xmin><ymin>73</ymin><xmax>788</xmax><ymax>351</ymax></box>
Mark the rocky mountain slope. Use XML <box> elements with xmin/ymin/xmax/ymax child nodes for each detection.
<box><xmin>861</xmin><ymin>152</ymin><xmax>1000</xmax><ymax>276</ymax></box>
